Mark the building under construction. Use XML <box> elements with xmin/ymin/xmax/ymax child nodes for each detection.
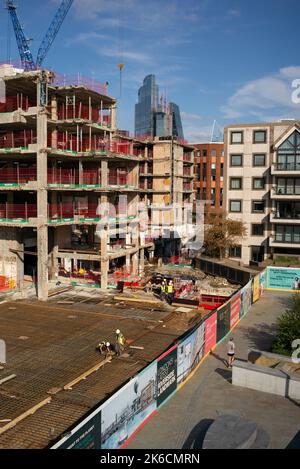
<box><xmin>0</xmin><ymin>65</ymin><xmax>194</xmax><ymax>300</ymax></box>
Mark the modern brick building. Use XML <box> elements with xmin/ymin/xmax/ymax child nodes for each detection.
<box><xmin>193</xmin><ymin>142</ymin><xmax>224</xmax><ymax>218</ymax></box>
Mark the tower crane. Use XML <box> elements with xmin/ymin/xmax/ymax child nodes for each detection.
<box><xmin>6</xmin><ymin>0</ymin><xmax>74</xmax><ymax>71</ymax></box>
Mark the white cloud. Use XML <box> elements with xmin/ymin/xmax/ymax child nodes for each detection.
<box><xmin>181</xmin><ymin>112</ymin><xmax>203</xmax><ymax>122</ymax></box>
<box><xmin>222</xmin><ymin>66</ymin><xmax>300</xmax><ymax>120</ymax></box>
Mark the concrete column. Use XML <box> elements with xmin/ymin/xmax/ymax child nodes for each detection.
<box><xmin>51</xmin><ymin>228</ymin><xmax>59</xmax><ymax>280</ymax></box>
<box><xmin>79</xmin><ymin>160</ymin><xmax>83</xmax><ymax>185</ymax></box>
<box><xmin>16</xmin><ymin>243</ymin><xmax>24</xmax><ymax>290</ymax></box>
<box><xmin>36</xmin><ymin>99</ymin><xmax>49</xmax><ymax>300</ymax></box>
<box><xmin>139</xmin><ymin>248</ymin><xmax>145</xmax><ymax>275</ymax></box>
<box><xmin>100</xmin><ymin>227</ymin><xmax>109</xmax><ymax>290</ymax></box>
<box><xmin>111</xmin><ymin>103</ymin><xmax>117</xmax><ymax>131</ymax></box>
<box><xmin>101</xmin><ymin>160</ymin><xmax>108</xmax><ymax>189</ymax></box>
<box><xmin>132</xmin><ymin>251</ymin><xmax>139</xmax><ymax>276</ymax></box>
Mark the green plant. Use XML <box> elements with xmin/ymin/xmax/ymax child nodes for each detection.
<box><xmin>272</xmin><ymin>294</ymin><xmax>300</xmax><ymax>356</ymax></box>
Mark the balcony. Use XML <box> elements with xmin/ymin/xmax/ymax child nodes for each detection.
<box><xmin>270</xmin><ymin>202</ymin><xmax>300</xmax><ymax>224</ymax></box>
<box><xmin>271</xmin><ymin>163</ymin><xmax>300</xmax><ymax>175</ymax></box>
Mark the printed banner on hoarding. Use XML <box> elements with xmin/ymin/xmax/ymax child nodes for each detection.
<box><xmin>230</xmin><ymin>293</ymin><xmax>241</xmax><ymax>329</ymax></box>
<box><xmin>101</xmin><ymin>361</ymin><xmax>157</xmax><ymax>449</ymax></box>
<box><xmin>51</xmin><ymin>406</ymin><xmax>102</xmax><ymax>449</ymax></box>
<box><xmin>157</xmin><ymin>346</ymin><xmax>177</xmax><ymax>406</ymax></box>
<box><xmin>240</xmin><ymin>279</ymin><xmax>252</xmax><ymax>318</ymax></box>
<box><xmin>259</xmin><ymin>269</ymin><xmax>267</xmax><ymax>296</ymax></box>
<box><xmin>267</xmin><ymin>267</ymin><xmax>300</xmax><ymax>291</ymax></box>
<box><xmin>252</xmin><ymin>274</ymin><xmax>260</xmax><ymax>303</ymax></box>
<box><xmin>216</xmin><ymin>302</ymin><xmax>231</xmax><ymax>343</ymax></box>
<box><xmin>204</xmin><ymin>311</ymin><xmax>217</xmax><ymax>356</ymax></box>
<box><xmin>177</xmin><ymin>322</ymin><xmax>205</xmax><ymax>385</ymax></box>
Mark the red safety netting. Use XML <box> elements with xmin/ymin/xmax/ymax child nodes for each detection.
<box><xmin>0</xmin><ymin>167</ymin><xmax>37</xmax><ymax>183</ymax></box>
<box><xmin>48</xmin><ymin>203</ymin><xmax>74</xmax><ymax>219</ymax></box>
<box><xmin>0</xmin><ymin>95</ymin><xmax>35</xmax><ymax>113</ymax></box>
<box><xmin>52</xmin><ymin>73</ymin><xmax>108</xmax><ymax>96</ymax></box>
<box><xmin>108</xmin><ymin>168</ymin><xmax>128</xmax><ymax>186</ymax></box>
<box><xmin>0</xmin><ymin>204</ymin><xmax>37</xmax><ymax>219</ymax></box>
<box><xmin>0</xmin><ymin>131</ymin><xmax>36</xmax><ymax>148</ymax></box>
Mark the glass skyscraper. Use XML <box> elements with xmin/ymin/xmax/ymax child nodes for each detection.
<box><xmin>134</xmin><ymin>75</ymin><xmax>159</xmax><ymax>137</ymax></box>
<box><xmin>135</xmin><ymin>74</ymin><xmax>184</xmax><ymax>140</ymax></box>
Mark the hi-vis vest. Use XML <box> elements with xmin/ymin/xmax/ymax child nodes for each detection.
<box><xmin>161</xmin><ymin>283</ymin><xmax>166</xmax><ymax>293</ymax></box>
<box><xmin>167</xmin><ymin>284</ymin><xmax>173</xmax><ymax>294</ymax></box>
<box><xmin>117</xmin><ymin>333</ymin><xmax>125</xmax><ymax>346</ymax></box>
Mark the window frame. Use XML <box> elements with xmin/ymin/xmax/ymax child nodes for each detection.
<box><xmin>251</xmin><ymin>223</ymin><xmax>264</xmax><ymax>236</ymax></box>
<box><xmin>252</xmin><ymin>177</ymin><xmax>265</xmax><ymax>190</ymax></box>
<box><xmin>252</xmin><ymin>200</ymin><xmax>265</xmax><ymax>213</ymax></box>
<box><xmin>230</xmin><ymin>177</ymin><xmax>243</xmax><ymax>190</ymax></box>
<box><xmin>253</xmin><ymin>153</ymin><xmax>266</xmax><ymax>167</ymax></box>
<box><xmin>230</xmin><ymin>154</ymin><xmax>243</xmax><ymax>167</ymax></box>
<box><xmin>253</xmin><ymin>130</ymin><xmax>267</xmax><ymax>144</ymax></box>
<box><xmin>230</xmin><ymin>131</ymin><xmax>243</xmax><ymax>144</ymax></box>
<box><xmin>229</xmin><ymin>199</ymin><xmax>242</xmax><ymax>213</ymax></box>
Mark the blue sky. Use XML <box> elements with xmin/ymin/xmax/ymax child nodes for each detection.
<box><xmin>1</xmin><ymin>0</ymin><xmax>300</xmax><ymax>141</ymax></box>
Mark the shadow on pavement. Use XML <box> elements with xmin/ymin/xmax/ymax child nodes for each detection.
<box><xmin>215</xmin><ymin>367</ymin><xmax>232</xmax><ymax>383</ymax></box>
<box><xmin>210</xmin><ymin>351</ymin><xmax>228</xmax><ymax>367</ymax></box>
<box><xmin>242</xmin><ymin>323</ymin><xmax>277</xmax><ymax>351</ymax></box>
<box><xmin>182</xmin><ymin>418</ymin><xmax>214</xmax><ymax>449</ymax></box>
<box><xmin>286</xmin><ymin>429</ymin><xmax>300</xmax><ymax>449</ymax></box>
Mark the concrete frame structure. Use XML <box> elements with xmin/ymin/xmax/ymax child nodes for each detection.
<box><xmin>194</xmin><ymin>142</ymin><xmax>224</xmax><ymax>219</ymax></box>
<box><xmin>0</xmin><ymin>66</ymin><xmax>155</xmax><ymax>299</ymax></box>
<box><xmin>139</xmin><ymin>137</ymin><xmax>194</xmax><ymax>245</ymax></box>
<box><xmin>224</xmin><ymin>120</ymin><xmax>300</xmax><ymax>266</ymax></box>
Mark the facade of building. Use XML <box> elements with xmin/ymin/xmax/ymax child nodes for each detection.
<box><xmin>224</xmin><ymin>120</ymin><xmax>300</xmax><ymax>265</ymax></box>
<box><xmin>194</xmin><ymin>142</ymin><xmax>224</xmax><ymax>218</ymax></box>
<box><xmin>0</xmin><ymin>66</ymin><xmax>195</xmax><ymax>299</ymax></box>
<box><xmin>139</xmin><ymin>137</ymin><xmax>194</xmax><ymax>258</ymax></box>
<box><xmin>134</xmin><ymin>75</ymin><xmax>184</xmax><ymax>140</ymax></box>
<box><xmin>0</xmin><ymin>66</ymin><xmax>157</xmax><ymax>300</ymax></box>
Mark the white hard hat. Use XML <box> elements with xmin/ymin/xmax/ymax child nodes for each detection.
<box><xmin>116</xmin><ymin>329</ymin><xmax>120</xmax><ymax>334</ymax></box>
<box><xmin>106</xmin><ymin>342</ymin><xmax>110</xmax><ymax>347</ymax></box>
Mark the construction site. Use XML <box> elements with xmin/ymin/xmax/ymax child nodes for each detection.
<box><xmin>0</xmin><ymin>0</ymin><xmax>243</xmax><ymax>450</ymax></box>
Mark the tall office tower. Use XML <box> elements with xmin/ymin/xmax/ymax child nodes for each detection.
<box><xmin>135</xmin><ymin>75</ymin><xmax>184</xmax><ymax>140</ymax></box>
<box><xmin>169</xmin><ymin>102</ymin><xmax>184</xmax><ymax>140</ymax></box>
<box><xmin>134</xmin><ymin>75</ymin><xmax>159</xmax><ymax>138</ymax></box>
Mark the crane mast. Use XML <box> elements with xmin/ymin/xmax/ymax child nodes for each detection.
<box><xmin>6</xmin><ymin>0</ymin><xmax>74</xmax><ymax>70</ymax></box>
<box><xmin>6</xmin><ymin>0</ymin><xmax>35</xmax><ymax>70</ymax></box>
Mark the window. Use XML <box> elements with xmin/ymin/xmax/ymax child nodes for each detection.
<box><xmin>220</xmin><ymin>163</ymin><xmax>224</xmax><ymax>177</ymax></box>
<box><xmin>252</xmin><ymin>224</ymin><xmax>264</xmax><ymax>236</ymax></box>
<box><xmin>253</xmin><ymin>130</ymin><xmax>267</xmax><ymax>143</ymax></box>
<box><xmin>252</xmin><ymin>200</ymin><xmax>265</xmax><ymax>213</ymax></box>
<box><xmin>275</xmin><ymin>225</ymin><xmax>300</xmax><ymax>243</ymax></box>
<box><xmin>276</xmin><ymin>178</ymin><xmax>300</xmax><ymax>195</ymax></box>
<box><xmin>211</xmin><ymin>149</ymin><xmax>217</xmax><ymax>157</ymax></box>
<box><xmin>231</xmin><ymin>131</ymin><xmax>243</xmax><ymax>144</ymax></box>
<box><xmin>276</xmin><ymin>130</ymin><xmax>300</xmax><ymax>171</ymax></box>
<box><xmin>230</xmin><ymin>177</ymin><xmax>242</xmax><ymax>190</ymax></box>
<box><xmin>203</xmin><ymin>149</ymin><xmax>207</xmax><ymax>156</ymax></box>
<box><xmin>230</xmin><ymin>200</ymin><xmax>242</xmax><ymax>212</ymax></box>
<box><xmin>253</xmin><ymin>154</ymin><xmax>266</xmax><ymax>166</ymax></box>
<box><xmin>197</xmin><ymin>151</ymin><xmax>200</xmax><ymax>156</ymax></box>
<box><xmin>229</xmin><ymin>246</ymin><xmax>242</xmax><ymax>258</ymax></box>
<box><xmin>230</xmin><ymin>154</ymin><xmax>243</xmax><ymax>166</ymax></box>
<box><xmin>253</xmin><ymin>178</ymin><xmax>265</xmax><ymax>190</ymax></box>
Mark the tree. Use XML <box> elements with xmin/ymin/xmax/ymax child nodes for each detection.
<box><xmin>203</xmin><ymin>211</ymin><xmax>246</xmax><ymax>259</ymax></box>
<box><xmin>272</xmin><ymin>294</ymin><xmax>300</xmax><ymax>356</ymax></box>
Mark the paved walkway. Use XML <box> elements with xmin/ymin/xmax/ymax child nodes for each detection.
<box><xmin>128</xmin><ymin>291</ymin><xmax>300</xmax><ymax>449</ymax></box>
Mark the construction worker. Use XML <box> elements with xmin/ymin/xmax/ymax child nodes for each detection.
<box><xmin>167</xmin><ymin>280</ymin><xmax>174</xmax><ymax>305</ymax></box>
<box><xmin>96</xmin><ymin>341</ymin><xmax>113</xmax><ymax>358</ymax></box>
<box><xmin>115</xmin><ymin>329</ymin><xmax>126</xmax><ymax>356</ymax></box>
<box><xmin>160</xmin><ymin>279</ymin><xmax>167</xmax><ymax>301</ymax></box>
